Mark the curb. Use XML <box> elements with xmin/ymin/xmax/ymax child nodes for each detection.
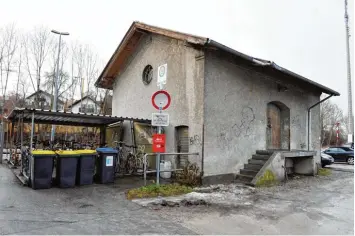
<box><xmin>3</xmin><ymin>162</ymin><xmax>28</xmax><ymax>186</ymax></box>
<box><xmin>327</xmin><ymin>167</ymin><xmax>354</xmax><ymax>173</ymax></box>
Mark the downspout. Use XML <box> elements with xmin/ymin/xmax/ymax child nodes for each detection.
<box><xmin>307</xmin><ymin>94</ymin><xmax>333</xmax><ymax>151</ymax></box>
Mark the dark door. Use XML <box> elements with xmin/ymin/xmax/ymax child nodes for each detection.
<box><xmin>176</xmin><ymin>126</ymin><xmax>189</xmax><ymax>168</ymax></box>
<box><xmin>267</xmin><ymin>103</ymin><xmax>281</xmax><ymax>149</ymax></box>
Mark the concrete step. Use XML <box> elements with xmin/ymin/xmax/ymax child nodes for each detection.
<box><xmin>235</xmin><ymin>173</ymin><xmax>254</xmax><ymax>183</ymax></box>
<box><xmin>244</xmin><ymin>163</ymin><xmax>263</xmax><ymax>171</ymax></box>
<box><xmin>252</xmin><ymin>154</ymin><xmax>270</xmax><ymax>161</ymax></box>
<box><xmin>248</xmin><ymin>159</ymin><xmax>267</xmax><ymax>165</ymax></box>
<box><xmin>240</xmin><ymin>169</ymin><xmax>258</xmax><ymax>176</ymax></box>
<box><xmin>256</xmin><ymin>150</ymin><xmax>274</xmax><ymax>155</ymax></box>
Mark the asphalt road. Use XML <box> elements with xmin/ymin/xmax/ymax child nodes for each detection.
<box><xmin>1</xmin><ymin>163</ymin><xmax>353</xmax><ymax>235</ymax></box>
<box><xmin>156</xmin><ymin>169</ymin><xmax>354</xmax><ymax>235</ymax></box>
<box><xmin>0</xmin><ymin>165</ymin><xmax>194</xmax><ymax>235</ymax></box>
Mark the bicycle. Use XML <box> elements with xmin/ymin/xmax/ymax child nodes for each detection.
<box><xmin>114</xmin><ymin>141</ymin><xmax>135</xmax><ymax>175</ymax></box>
<box><xmin>134</xmin><ymin>145</ymin><xmax>149</xmax><ymax>174</ymax></box>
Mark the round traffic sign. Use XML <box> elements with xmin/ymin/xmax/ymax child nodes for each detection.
<box><xmin>152</xmin><ymin>90</ymin><xmax>171</xmax><ymax>110</ymax></box>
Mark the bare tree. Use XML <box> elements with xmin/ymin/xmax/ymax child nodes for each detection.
<box><xmin>71</xmin><ymin>42</ymin><xmax>86</xmax><ymax>107</ymax></box>
<box><xmin>0</xmin><ymin>23</ymin><xmax>18</xmax><ymax>163</ymax></box>
<box><xmin>23</xmin><ymin>26</ymin><xmax>53</xmax><ymax>107</ymax></box>
<box><xmin>321</xmin><ymin>99</ymin><xmax>346</xmax><ymax>146</ymax></box>
<box><xmin>0</xmin><ymin>23</ymin><xmax>18</xmax><ymax>103</ymax></box>
<box><xmin>84</xmin><ymin>46</ymin><xmax>99</xmax><ymax>102</ymax></box>
<box><xmin>67</xmin><ymin>53</ymin><xmax>78</xmax><ymax>105</ymax></box>
<box><xmin>43</xmin><ymin>40</ymin><xmax>70</xmax><ymax>103</ymax></box>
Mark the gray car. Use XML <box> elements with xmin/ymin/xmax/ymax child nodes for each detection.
<box><xmin>321</xmin><ymin>152</ymin><xmax>334</xmax><ymax>168</ymax></box>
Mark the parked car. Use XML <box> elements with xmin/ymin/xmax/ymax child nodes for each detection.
<box><xmin>322</xmin><ymin>147</ymin><xmax>354</xmax><ymax>165</ymax></box>
<box><xmin>343</xmin><ymin>142</ymin><xmax>354</xmax><ymax>149</ymax></box>
<box><xmin>321</xmin><ymin>152</ymin><xmax>334</xmax><ymax>167</ymax></box>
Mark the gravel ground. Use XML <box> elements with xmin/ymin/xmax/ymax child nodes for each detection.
<box><xmin>152</xmin><ymin>170</ymin><xmax>354</xmax><ymax>235</ymax></box>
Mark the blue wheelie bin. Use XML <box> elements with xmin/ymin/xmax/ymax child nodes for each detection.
<box><xmin>95</xmin><ymin>148</ymin><xmax>118</xmax><ymax>184</ymax></box>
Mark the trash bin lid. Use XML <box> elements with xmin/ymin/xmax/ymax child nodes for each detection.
<box><xmin>96</xmin><ymin>147</ymin><xmax>118</xmax><ymax>154</ymax></box>
<box><xmin>31</xmin><ymin>150</ymin><xmax>56</xmax><ymax>155</ymax></box>
<box><xmin>76</xmin><ymin>149</ymin><xmax>97</xmax><ymax>154</ymax></box>
<box><xmin>55</xmin><ymin>150</ymin><xmax>80</xmax><ymax>156</ymax></box>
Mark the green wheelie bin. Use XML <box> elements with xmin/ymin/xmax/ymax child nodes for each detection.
<box><xmin>75</xmin><ymin>150</ymin><xmax>97</xmax><ymax>186</ymax></box>
<box><xmin>30</xmin><ymin>150</ymin><xmax>56</xmax><ymax>190</ymax></box>
<box><xmin>55</xmin><ymin>150</ymin><xmax>79</xmax><ymax>188</ymax></box>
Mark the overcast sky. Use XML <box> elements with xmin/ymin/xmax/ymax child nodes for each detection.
<box><xmin>0</xmin><ymin>0</ymin><xmax>354</xmax><ymax>113</ymax></box>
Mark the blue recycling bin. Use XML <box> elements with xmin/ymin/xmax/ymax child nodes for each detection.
<box><xmin>95</xmin><ymin>148</ymin><xmax>118</xmax><ymax>184</ymax></box>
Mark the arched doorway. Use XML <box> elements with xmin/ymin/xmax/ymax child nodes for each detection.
<box><xmin>266</xmin><ymin>101</ymin><xmax>290</xmax><ymax>150</ymax></box>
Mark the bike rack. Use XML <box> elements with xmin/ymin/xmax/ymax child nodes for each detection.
<box><xmin>143</xmin><ymin>152</ymin><xmax>199</xmax><ymax>186</ymax></box>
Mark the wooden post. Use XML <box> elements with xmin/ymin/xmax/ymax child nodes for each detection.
<box><xmin>100</xmin><ymin>126</ymin><xmax>106</xmax><ymax>147</ymax></box>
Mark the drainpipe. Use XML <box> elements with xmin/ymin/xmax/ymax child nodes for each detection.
<box><xmin>307</xmin><ymin>95</ymin><xmax>333</xmax><ymax>150</ymax></box>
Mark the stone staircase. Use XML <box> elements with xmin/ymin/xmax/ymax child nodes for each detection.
<box><xmin>235</xmin><ymin>150</ymin><xmax>274</xmax><ymax>185</ymax></box>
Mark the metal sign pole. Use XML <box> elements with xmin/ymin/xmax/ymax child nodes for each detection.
<box><xmin>154</xmin><ymin>67</ymin><xmax>168</xmax><ymax>186</ymax></box>
<box><xmin>156</xmin><ymin>102</ymin><xmax>162</xmax><ymax>186</ymax></box>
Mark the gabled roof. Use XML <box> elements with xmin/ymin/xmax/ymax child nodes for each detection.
<box><xmin>95</xmin><ymin>21</ymin><xmax>340</xmax><ymax>96</ymax></box>
<box><xmin>68</xmin><ymin>95</ymin><xmax>100</xmax><ymax>108</ymax></box>
<box><xmin>26</xmin><ymin>90</ymin><xmax>64</xmax><ymax>104</ymax></box>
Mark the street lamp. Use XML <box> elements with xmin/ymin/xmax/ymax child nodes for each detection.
<box><xmin>50</xmin><ymin>29</ymin><xmax>69</xmax><ymax>144</ymax></box>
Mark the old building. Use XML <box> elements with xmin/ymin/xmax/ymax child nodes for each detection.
<box><xmin>95</xmin><ymin>22</ymin><xmax>340</xmax><ymax>184</ymax></box>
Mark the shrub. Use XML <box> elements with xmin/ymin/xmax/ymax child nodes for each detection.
<box><xmin>175</xmin><ymin>161</ymin><xmax>202</xmax><ymax>186</ymax></box>
<box><xmin>127</xmin><ymin>183</ymin><xmax>192</xmax><ymax>200</ymax></box>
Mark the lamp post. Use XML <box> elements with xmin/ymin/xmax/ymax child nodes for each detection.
<box><xmin>50</xmin><ymin>30</ymin><xmax>69</xmax><ymax>144</ymax></box>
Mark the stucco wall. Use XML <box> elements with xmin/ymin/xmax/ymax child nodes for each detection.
<box><xmin>203</xmin><ymin>52</ymin><xmax>321</xmax><ymax>177</ymax></box>
<box><xmin>111</xmin><ymin>34</ymin><xmax>204</xmax><ymax>169</ymax></box>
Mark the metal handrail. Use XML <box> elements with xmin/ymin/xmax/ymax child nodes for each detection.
<box><xmin>143</xmin><ymin>152</ymin><xmax>199</xmax><ymax>185</ymax></box>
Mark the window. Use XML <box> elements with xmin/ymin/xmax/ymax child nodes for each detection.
<box><xmin>142</xmin><ymin>65</ymin><xmax>153</xmax><ymax>85</ymax></box>
<box><xmin>336</xmin><ymin>148</ymin><xmax>347</xmax><ymax>153</ymax></box>
<box><xmin>340</xmin><ymin>147</ymin><xmax>352</xmax><ymax>151</ymax></box>
<box><xmin>326</xmin><ymin>148</ymin><xmax>337</xmax><ymax>152</ymax></box>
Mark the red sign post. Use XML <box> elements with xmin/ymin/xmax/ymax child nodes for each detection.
<box><xmin>152</xmin><ymin>134</ymin><xmax>166</xmax><ymax>153</ymax></box>
<box><xmin>151</xmin><ymin>87</ymin><xmax>171</xmax><ymax>185</ymax></box>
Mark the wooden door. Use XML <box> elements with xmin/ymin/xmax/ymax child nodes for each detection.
<box><xmin>176</xmin><ymin>126</ymin><xmax>189</xmax><ymax>168</ymax></box>
<box><xmin>267</xmin><ymin>103</ymin><xmax>281</xmax><ymax>149</ymax></box>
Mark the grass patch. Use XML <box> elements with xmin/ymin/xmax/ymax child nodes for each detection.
<box><xmin>318</xmin><ymin>168</ymin><xmax>332</xmax><ymax>176</ymax></box>
<box><xmin>126</xmin><ymin>183</ymin><xmax>193</xmax><ymax>200</ymax></box>
<box><xmin>255</xmin><ymin>169</ymin><xmax>279</xmax><ymax>187</ymax></box>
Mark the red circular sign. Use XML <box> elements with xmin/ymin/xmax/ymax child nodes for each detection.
<box><xmin>152</xmin><ymin>90</ymin><xmax>171</xmax><ymax>110</ymax></box>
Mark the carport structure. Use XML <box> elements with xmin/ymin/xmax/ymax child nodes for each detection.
<box><xmin>4</xmin><ymin>108</ymin><xmax>150</xmax><ymax>184</ymax></box>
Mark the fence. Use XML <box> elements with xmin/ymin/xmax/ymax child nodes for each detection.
<box><xmin>143</xmin><ymin>152</ymin><xmax>199</xmax><ymax>185</ymax></box>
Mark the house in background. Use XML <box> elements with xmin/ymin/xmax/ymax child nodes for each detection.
<box><xmin>68</xmin><ymin>95</ymin><xmax>100</xmax><ymax>114</ymax></box>
<box><xmin>25</xmin><ymin>90</ymin><xmax>64</xmax><ymax>111</ymax></box>
<box><xmin>95</xmin><ymin>21</ymin><xmax>340</xmax><ymax>185</ymax></box>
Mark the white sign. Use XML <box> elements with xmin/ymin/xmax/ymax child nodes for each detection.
<box><xmin>348</xmin><ymin>134</ymin><xmax>354</xmax><ymax>143</ymax></box>
<box><xmin>152</xmin><ymin>113</ymin><xmax>169</xmax><ymax>126</ymax></box>
<box><xmin>157</xmin><ymin>64</ymin><xmax>167</xmax><ymax>87</ymax></box>
<box><xmin>106</xmin><ymin>156</ymin><xmax>113</xmax><ymax>167</ymax></box>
